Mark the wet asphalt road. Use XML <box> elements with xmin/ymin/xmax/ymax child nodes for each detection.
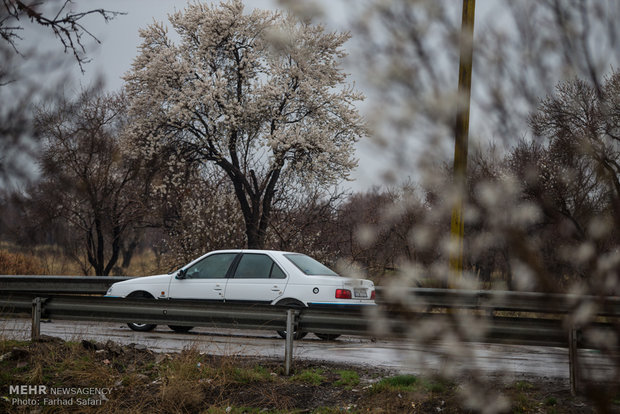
<box><xmin>1</xmin><ymin>317</ymin><xmax>616</xmax><ymax>385</ymax></box>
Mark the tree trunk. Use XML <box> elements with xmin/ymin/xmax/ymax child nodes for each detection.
<box><xmin>244</xmin><ymin>209</ymin><xmax>263</xmax><ymax>249</ymax></box>
<box><xmin>241</xmin><ymin>172</ymin><xmax>280</xmax><ymax>250</ymax></box>
<box><xmin>85</xmin><ymin>218</ymin><xmax>122</xmax><ymax>276</ymax></box>
<box><xmin>121</xmin><ymin>238</ymin><xmax>139</xmax><ymax>269</ymax></box>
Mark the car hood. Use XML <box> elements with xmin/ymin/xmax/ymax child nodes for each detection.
<box><xmin>114</xmin><ymin>274</ymin><xmax>171</xmax><ymax>286</ymax></box>
<box><xmin>105</xmin><ymin>274</ymin><xmax>172</xmax><ymax>297</ymax></box>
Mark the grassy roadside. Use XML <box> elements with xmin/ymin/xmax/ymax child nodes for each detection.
<box><xmin>0</xmin><ymin>244</ymin><xmax>165</xmax><ymax>277</ymax></box>
<box><xmin>0</xmin><ymin>337</ymin><xmax>611</xmax><ymax>413</ymax></box>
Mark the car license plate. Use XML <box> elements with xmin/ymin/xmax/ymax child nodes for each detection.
<box><xmin>354</xmin><ymin>288</ymin><xmax>367</xmax><ymax>298</ymax></box>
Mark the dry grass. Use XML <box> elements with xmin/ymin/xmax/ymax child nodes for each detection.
<box><xmin>0</xmin><ymin>337</ymin><xmax>614</xmax><ymax>413</ymax></box>
<box><xmin>157</xmin><ymin>349</ymin><xmax>206</xmax><ymax>412</ymax></box>
<box><xmin>0</xmin><ymin>250</ymin><xmax>46</xmax><ymax>275</ymax></box>
<box><xmin>0</xmin><ymin>242</ymin><xmax>165</xmax><ymax>276</ymax></box>
<box><xmin>121</xmin><ymin>249</ymin><xmax>165</xmax><ymax>276</ymax></box>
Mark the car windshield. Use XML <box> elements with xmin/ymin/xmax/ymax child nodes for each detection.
<box><xmin>284</xmin><ymin>254</ymin><xmax>339</xmax><ymax>276</ymax></box>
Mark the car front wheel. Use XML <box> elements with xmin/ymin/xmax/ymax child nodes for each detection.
<box><xmin>127</xmin><ymin>322</ymin><xmax>157</xmax><ymax>332</ymax></box>
<box><xmin>126</xmin><ymin>291</ymin><xmax>157</xmax><ymax>332</ymax></box>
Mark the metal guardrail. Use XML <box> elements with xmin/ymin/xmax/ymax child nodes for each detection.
<box><xmin>1</xmin><ymin>276</ymin><xmax>619</xmax><ymax>350</ymax></box>
<box><xmin>383</xmin><ymin>287</ymin><xmax>620</xmax><ymax>316</ymax></box>
<box><xmin>0</xmin><ymin>294</ymin><xmax>369</xmax><ymax>337</ymax></box>
<box><xmin>0</xmin><ymin>293</ymin><xmax>302</xmax><ymax>375</ymax></box>
<box><xmin>2</xmin><ymin>276</ymin><xmax>619</xmax><ymax>316</ymax></box>
<box><xmin>1</xmin><ymin>276</ymin><xmax>619</xmax><ymax>390</ymax></box>
<box><xmin>1</xmin><ymin>274</ymin><xmax>618</xmax><ymax>308</ymax></box>
<box><xmin>0</xmin><ymin>275</ymin><xmax>132</xmax><ymax>294</ymax></box>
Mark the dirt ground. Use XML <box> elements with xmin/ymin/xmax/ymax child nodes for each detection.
<box><xmin>0</xmin><ymin>335</ymin><xmax>617</xmax><ymax>413</ymax></box>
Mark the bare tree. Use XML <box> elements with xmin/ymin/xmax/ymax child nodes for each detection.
<box><xmin>531</xmin><ymin>71</ymin><xmax>620</xmax><ymax>213</ymax></box>
<box><xmin>0</xmin><ymin>0</ymin><xmax>122</xmax><ymax>188</ymax></box>
<box><xmin>266</xmin><ymin>183</ymin><xmax>346</xmax><ymax>265</ymax></box>
<box><xmin>524</xmin><ymin>72</ymin><xmax>620</xmax><ymax>287</ymax></box>
<box><xmin>124</xmin><ymin>0</ymin><xmax>365</xmax><ymax>249</ymax></box>
<box><xmin>1</xmin><ymin>0</ymin><xmax>122</xmax><ymax>71</ymax></box>
<box><xmin>32</xmin><ymin>89</ymin><xmax>150</xmax><ymax>275</ymax></box>
<box><xmin>0</xmin><ymin>41</ymin><xmax>36</xmax><ymax>186</ymax></box>
<box><xmin>303</xmin><ymin>184</ymin><xmax>433</xmax><ymax>284</ymax></box>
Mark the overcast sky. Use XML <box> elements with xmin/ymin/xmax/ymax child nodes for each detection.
<box><xmin>16</xmin><ymin>0</ymin><xmax>519</xmax><ymax>191</ymax></box>
<box><xmin>66</xmin><ymin>1</ymin><xmax>284</xmax><ymax>91</ymax></box>
<box><xmin>15</xmin><ymin>0</ymin><xmax>391</xmax><ymax>190</ymax></box>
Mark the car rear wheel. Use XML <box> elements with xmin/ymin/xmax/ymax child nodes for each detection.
<box><xmin>275</xmin><ymin>299</ymin><xmax>308</xmax><ymax>340</ymax></box>
<box><xmin>314</xmin><ymin>333</ymin><xmax>340</xmax><ymax>341</ymax></box>
<box><xmin>168</xmin><ymin>325</ymin><xmax>193</xmax><ymax>333</ymax></box>
<box><xmin>126</xmin><ymin>291</ymin><xmax>157</xmax><ymax>332</ymax></box>
<box><xmin>276</xmin><ymin>330</ymin><xmax>308</xmax><ymax>340</ymax></box>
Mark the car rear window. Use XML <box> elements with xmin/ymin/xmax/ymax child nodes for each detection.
<box><xmin>233</xmin><ymin>254</ymin><xmax>287</xmax><ymax>279</ymax></box>
<box><xmin>284</xmin><ymin>254</ymin><xmax>339</xmax><ymax>276</ymax></box>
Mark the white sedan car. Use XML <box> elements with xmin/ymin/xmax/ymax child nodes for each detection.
<box><xmin>105</xmin><ymin>249</ymin><xmax>375</xmax><ymax>339</ymax></box>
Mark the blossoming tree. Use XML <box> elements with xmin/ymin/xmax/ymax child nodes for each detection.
<box><xmin>124</xmin><ymin>0</ymin><xmax>364</xmax><ymax>249</ymax></box>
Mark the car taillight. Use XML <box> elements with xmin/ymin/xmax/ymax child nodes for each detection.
<box><xmin>335</xmin><ymin>289</ymin><xmax>352</xmax><ymax>299</ymax></box>
<box><xmin>370</xmin><ymin>290</ymin><xmax>376</xmax><ymax>300</ymax></box>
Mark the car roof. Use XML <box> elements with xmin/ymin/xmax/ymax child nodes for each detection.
<box><xmin>208</xmin><ymin>249</ymin><xmax>298</xmax><ymax>255</ymax></box>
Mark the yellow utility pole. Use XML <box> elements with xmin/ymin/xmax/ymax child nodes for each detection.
<box><xmin>450</xmin><ymin>0</ymin><xmax>475</xmax><ymax>278</ymax></box>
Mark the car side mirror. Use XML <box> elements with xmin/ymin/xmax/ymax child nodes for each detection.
<box><xmin>176</xmin><ymin>269</ymin><xmax>187</xmax><ymax>279</ymax></box>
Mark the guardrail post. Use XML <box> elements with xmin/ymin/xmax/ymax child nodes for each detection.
<box><xmin>31</xmin><ymin>297</ymin><xmax>41</xmax><ymax>341</ymax></box>
<box><xmin>569</xmin><ymin>327</ymin><xmax>578</xmax><ymax>395</ymax></box>
<box><xmin>284</xmin><ymin>309</ymin><xmax>295</xmax><ymax>376</ymax></box>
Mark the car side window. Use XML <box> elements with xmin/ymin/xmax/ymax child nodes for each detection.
<box><xmin>185</xmin><ymin>253</ymin><xmax>237</xmax><ymax>279</ymax></box>
<box><xmin>233</xmin><ymin>254</ymin><xmax>286</xmax><ymax>279</ymax></box>
<box><xmin>270</xmin><ymin>262</ymin><xmax>286</xmax><ymax>279</ymax></box>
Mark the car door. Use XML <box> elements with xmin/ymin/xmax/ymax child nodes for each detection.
<box><xmin>168</xmin><ymin>252</ymin><xmax>238</xmax><ymax>300</ymax></box>
<box><xmin>223</xmin><ymin>253</ymin><xmax>288</xmax><ymax>303</ymax></box>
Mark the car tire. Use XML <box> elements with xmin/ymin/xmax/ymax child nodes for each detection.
<box><xmin>275</xmin><ymin>298</ymin><xmax>308</xmax><ymax>340</ymax></box>
<box><xmin>276</xmin><ymin>329</ymin><xmax>308</xmax><ymax>340</ymax></box>
<box><xmin>168</xmin><ymin>325</ymin><xmax>193</xmax><ymax>333</ymax></box>
<box><xmin>314</xmin><ymin>333</ymin><xmax>340</xmax><ymax>341</ymax></box>
<box><xmin>126</xmin><ymin>291</ymin><xmax>157</xmax><ymax>332</ymax></box>
<box><xmin>127</xmin><ymin>322</ymin><xmax>157</xmax><ymax>332</ymax></box>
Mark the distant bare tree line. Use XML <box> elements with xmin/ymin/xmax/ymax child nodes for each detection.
<box><xmin>0</xmin><ymin>1</ymin><xmax>617</xmax><ymax>293</ymax></box>
<box><xmin>1</xmin><ymin>69</ymin><xmax>617</xmax><ymax>285</ymax></box>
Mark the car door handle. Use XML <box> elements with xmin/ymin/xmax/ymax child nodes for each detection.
<box><xmin>271</xmin><ymin>286</ymin><xmax>280</xmax><ymax>291</ymax></box>
<box><xmin>214</xmin><ymin>285</ymin><xmax>223</xmax><ymax>291</ymax></box>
